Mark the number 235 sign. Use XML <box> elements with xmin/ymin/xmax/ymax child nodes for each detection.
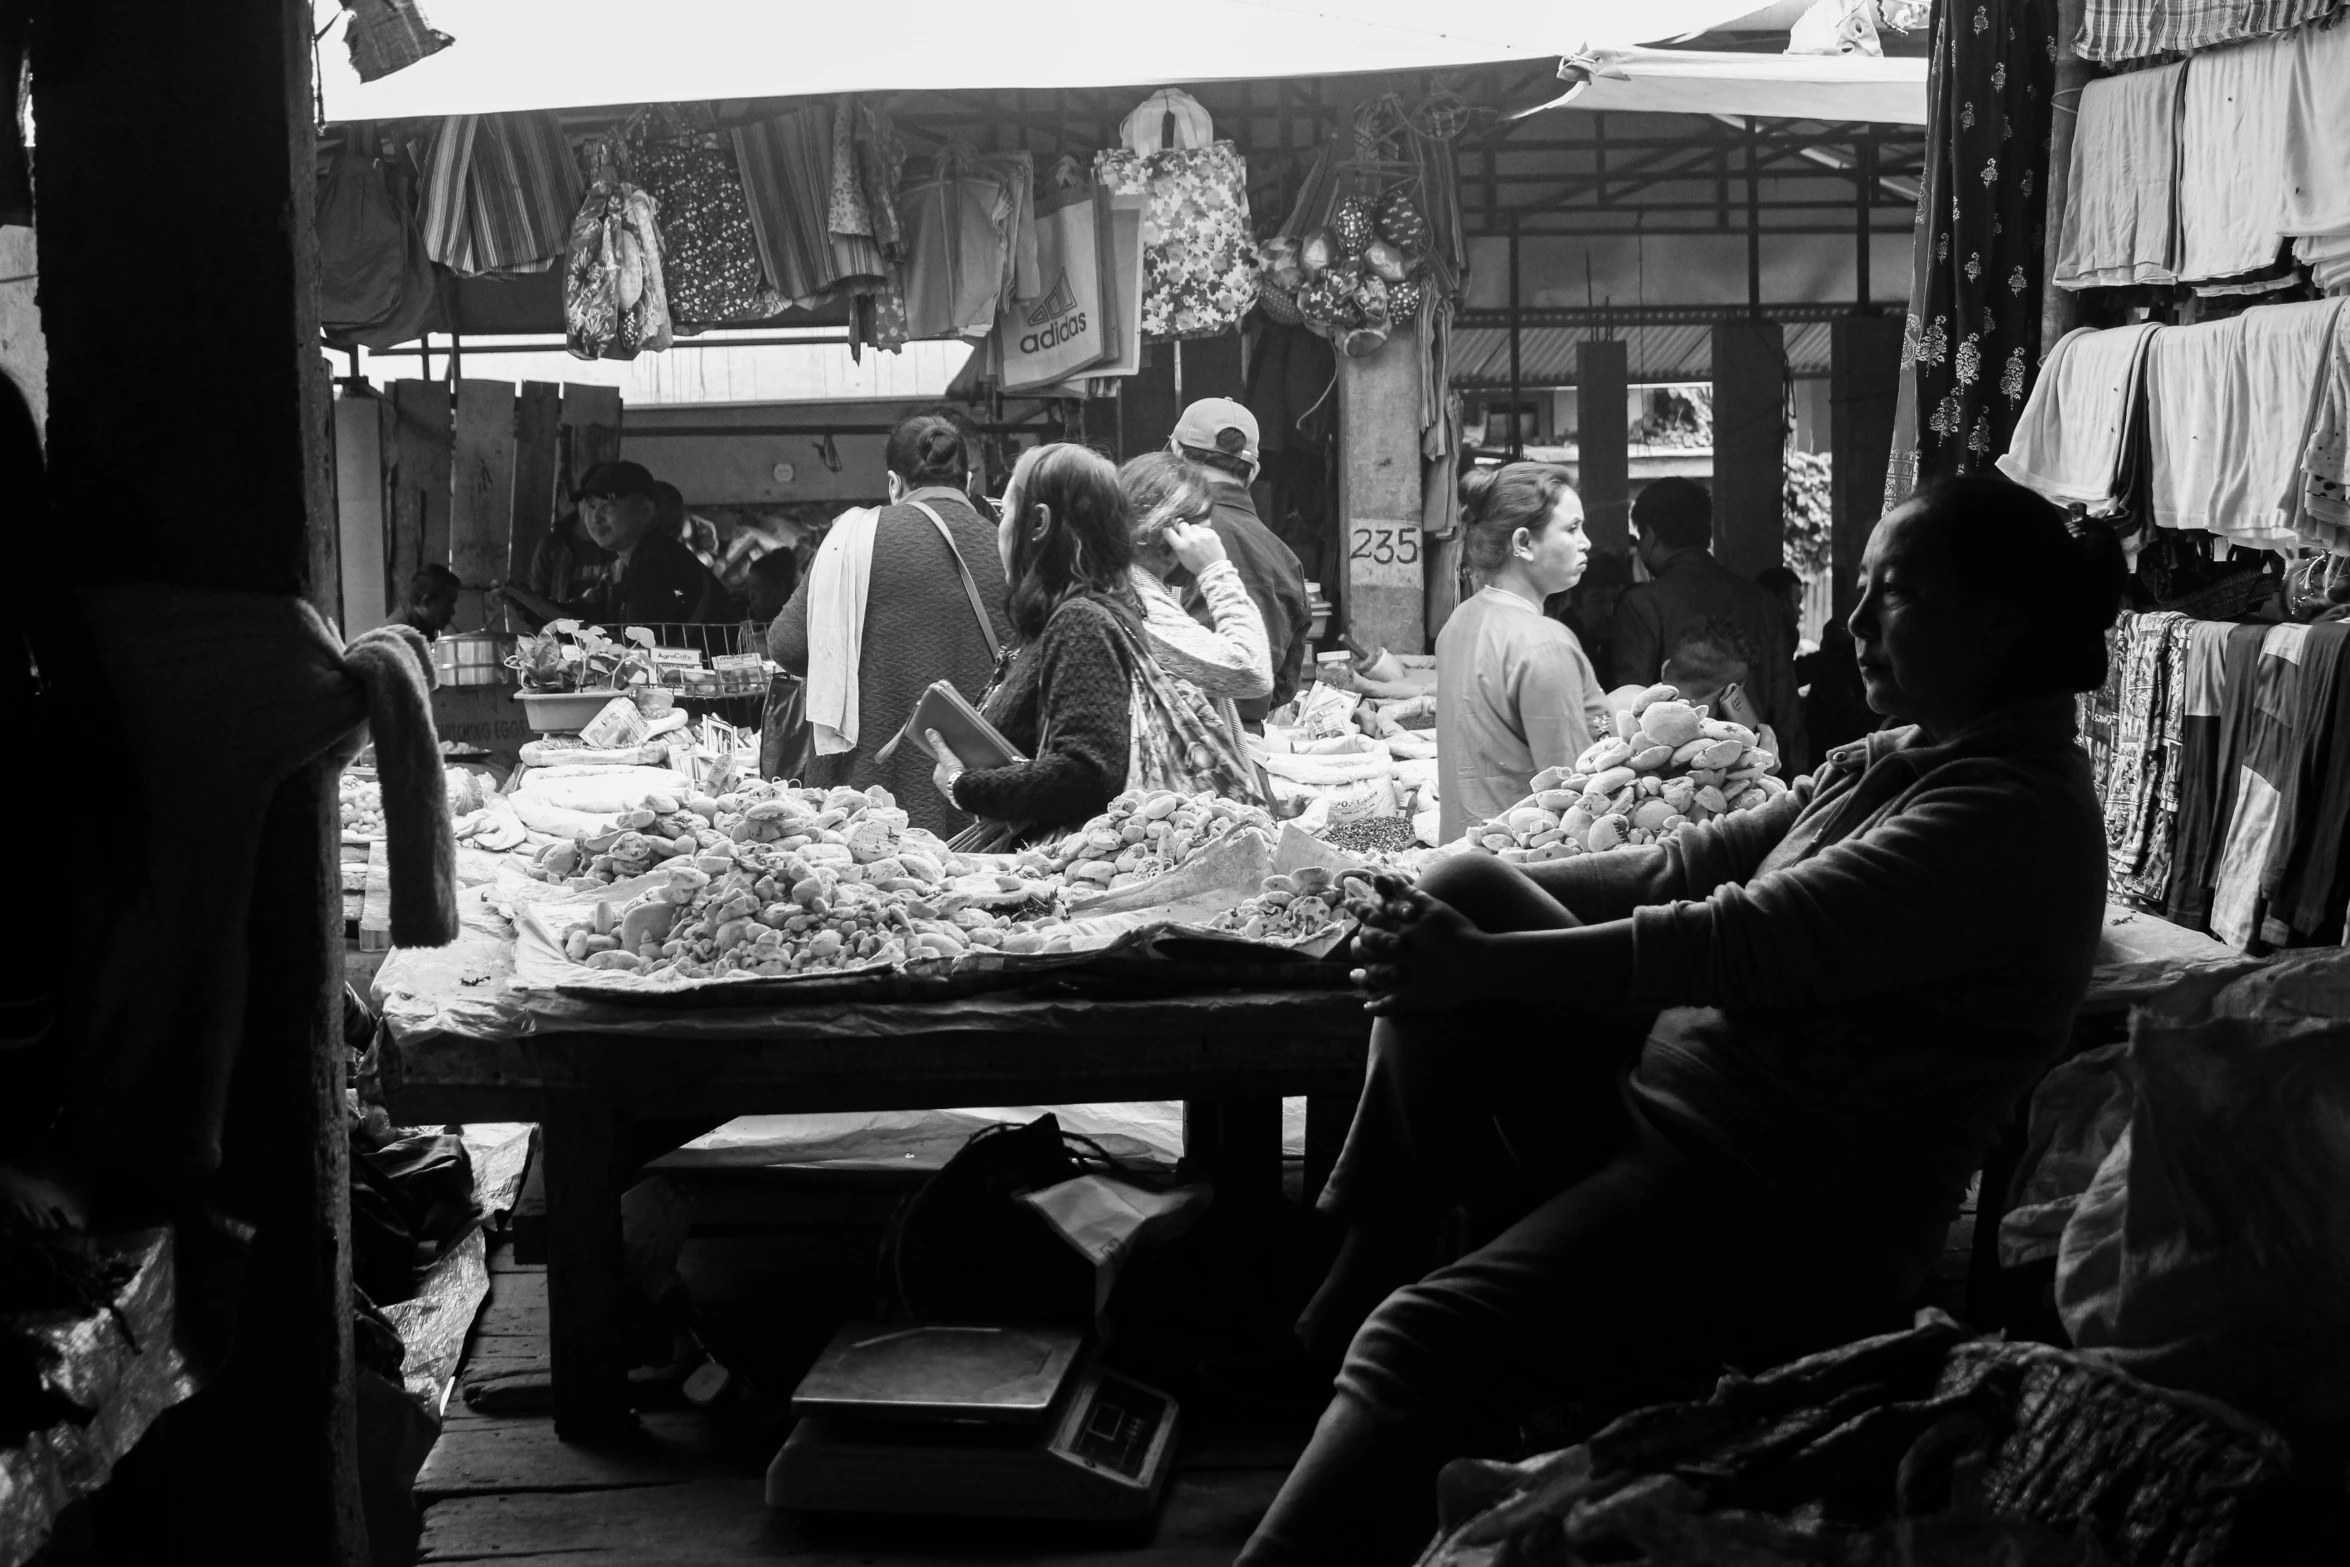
<box><xmin>1348</xmin><ymin>521</ymin><xmax>1422</xmax><ymax>586</ymax></box>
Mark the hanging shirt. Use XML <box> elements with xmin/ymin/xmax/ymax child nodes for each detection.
<box><xmin>1435</xmin><ymin>585</ymin><xmax>1607</xmax><ymax>843</ymax></box>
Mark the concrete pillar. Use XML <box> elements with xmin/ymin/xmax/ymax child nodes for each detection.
<box><xmin>1336</xmin><ymin>333</ymin><xmax>1429</xmax><ymax>655</ymax></box>
<box><xmin>1710</xmin><ymin>320</ymin><xmax>1788</xmax><ymax>580</ymax></box>
<box><xmin>1830</xmin><ymin>316</ymin><xmax>1906</xmax><ymax>626</ymax></box>
<box><xmin>1576</xmin><ymin>338</ymin><xmax>1630</xmax><ymax>555</ymax></box>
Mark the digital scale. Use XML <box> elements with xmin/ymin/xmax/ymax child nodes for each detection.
<box><xmin>765</xmin><ymin>1322</ymin><xmax>1181</xmax><ymax>1522</ymax></box>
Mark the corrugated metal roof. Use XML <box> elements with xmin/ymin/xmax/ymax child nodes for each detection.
<box><xmin>1449</xmin><ymin>321</ymin><xmax>1834</xmax><ymax>386</ymax></box>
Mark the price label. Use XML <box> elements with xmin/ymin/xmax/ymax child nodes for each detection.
<box><xmin>1347</xmin><ymin>521</ymin><xmax>1423</xmax><ymax>587</ymax></box>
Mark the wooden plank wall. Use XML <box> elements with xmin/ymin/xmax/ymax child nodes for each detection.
<box><xmin>341</xmin><ymin>381</ymin><xmax>618</xmax><ymax>634</ymax></box>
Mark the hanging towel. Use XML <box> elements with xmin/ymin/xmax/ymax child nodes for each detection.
<box><xmin>2291</xmin><ymin>305</ymin><xmax>2350</xmax><ymax>552</ymax></box>
<box><xmin>416</xmin><ymin>111</ymin><xmax>581</xmax><ymax>278</ymax></box>
<box><xmin>2055</xmin><ymin>63</ymin><xmax>2184</xmax><ymax>291</ymax></box>
<box><xmin>71</xmin><ymin>589</ymin><xmax>455</xmax><ymax>1177</ymax></box>
<box><xmin>2076</xmin><ymin>0</ymin><xmax>2348</xmax><ymax>63</ymax></box>
<box><xmin>2299</xmin><ymin>232</ymin><xmax>2350</xmax><ymax>293</ymax></box>
<box><xmin>2176</xmin><ymin>32</ymin><xmax>2299</xmax><ymax>283</ymax></box>
<box><xmin>1995</xmin><ymin>322</ymin><xmax>2162</xmax><ymax>511</ymax></box>
<box><xmin>901</xmin><ymin>148</ymin><xmax>1016</xmax><ymax>339</ymax></box>
<box><xmin>804</xmin><ymin>506</ymin><xmax>882</xmax><ymax>755</ymax></box>
<box><xmin>2283</xmin><ymin>17</ymin><xmax>2350</xmax><ymax>241</ymax></box>
<box><xmin>2144</xmin><ymin>298</ymin><xmax>2347</xmax><ymax>548</ymax></box>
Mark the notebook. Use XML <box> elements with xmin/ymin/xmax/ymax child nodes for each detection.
<box><xmin>886</xmin><ymin>680</ymin><xmax>1027</xmax><ymax>771</ymax></box>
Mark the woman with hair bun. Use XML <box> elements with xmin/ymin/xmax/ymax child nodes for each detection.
<box><xmin>1433</xmin><ymin>463</ymin><xmax>1608</xmax><ymax>843</ymax></box>
<box><xmin>769</xmin><ymin>411</ymin><xmax>1013</xmax><ymax>834</ymax></box>
<box><xmin>1240</xmin><ymin>475</ymin><xmax>2129</xmax><ymax>1567</ymax></box>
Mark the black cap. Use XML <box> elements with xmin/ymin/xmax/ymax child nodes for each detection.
<box><xmin>577</xmin><ymin>460</ymin><xmax>660</xmax><ymax>501</ymax></box>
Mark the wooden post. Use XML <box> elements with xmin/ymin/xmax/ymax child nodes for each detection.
<box><xmin>541</xmin><ymin>1091</ymin><xmax>638</xmax><ymax>1439</ymax></box>
<box><xmin>562</xmin><ymin>383</ymin><xmax>624</xmax><ymax>486</ymax></box>
<box><xmin>1829</xmin><ymin>316</ymin><xmax>1905</xmax><ymax>627</ymax></box>
<box><xmin>509</xmin><ymin>380</ymin><xmax>564</xmax><ymax>602</ymax></box>
<box><xmin>450</xmin><ymin>379</ymin><xmax>517</xmax><ymax>632</ymax></box>
<box><xmin>2041</xmin><ymin>0</ymin><xmax>2094</xmax><ymax>358</ymax></box>
<box><xmin>389</xmin><ymin>379</ymin><xmax>451</xmax><ymax>602</ymax></box>
<box><xmin>1710</xmin><ymin>320</ymin><xmax>1788</xmax><ymax>580</ymax></box>
<box><xmin>1576</xmin><ymin>338</ymin><xmax>1630</xmax><ymax>554</ymax></box>
<box><xmin>31</xmin><ymin>0</ymin><xmax>363</xmax><ymax>1558</ymax></box>
<box><xmin>333</xmin><ymin>392</ymin><xmax>389</xmax><ymax>636</ymax></box>
<box><xmin>1336</xmin><ymin>334</ymin><xmax>1430</xmax><ymax>657</ymax></box>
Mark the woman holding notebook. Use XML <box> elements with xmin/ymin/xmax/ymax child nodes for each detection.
<box><xmin>925</xmin><ymin>443</ymin><xmax>1144</xmax><ymax>844</ymax></box>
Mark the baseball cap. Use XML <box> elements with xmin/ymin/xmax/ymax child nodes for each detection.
<box><xmin>1170</xmin><ymin>398</ymin><xmax>1260</xmax><ymax>466</ymax></box>
<box><xmin>576</xmin><ymin>460</ymin><xmax>661</xmax><ymax>500</ymax></box>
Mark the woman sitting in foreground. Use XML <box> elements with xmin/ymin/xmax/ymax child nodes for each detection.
<box><xmin>1237</xmin><ymin>477</ymin><xmax>2128</xmax><ymax>1567</ymax></box>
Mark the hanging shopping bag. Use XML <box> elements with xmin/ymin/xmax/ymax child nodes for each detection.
<box><xmin>1093</xmin><ymin>89</ymin><xmax>1257</xmax><ymax>341</ymax></box>
<box><xmin>994</xmin><ymin>160</ymin><xmax>1112</xmax><ymax>392</ymax></box>
<box><xmin>565</xmin><ymin>132</ymin><xmax>673</xmax><ymax>361</ymax></box>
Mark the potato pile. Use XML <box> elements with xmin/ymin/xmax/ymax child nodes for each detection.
<box><xmin>1466</xmin><ymin>683</ymin><xmax>1790</xmax><ymax>864</ymax></box>
<box><xmin>551</xmin><ymin>781</ymin><xmax>1081</xmax><ymax>979</ymax></box>
<box><xmin>1211</xmin><ymin>866</ymin><xmax>1371</xmax><ymax>943</ymax></box>
<box><xmin>528</xmin><ymin>788</ymin><xmax>731</xmax><ymax>885</ymax></box>
<box><xmin>1014</xmin><ymin>789</ymin><xmax>1278</xmax><ymax>894</ymax></box>
<box><xmin>341</xmin><ymin>776</ymin><xmax>384</xmax><ymax>838</ymax></box>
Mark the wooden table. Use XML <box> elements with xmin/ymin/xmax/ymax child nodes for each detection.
<box><xmin>375</xmin><ymin>903</ymin><xmax>1371</xmax><ymax>1437</ymax></box>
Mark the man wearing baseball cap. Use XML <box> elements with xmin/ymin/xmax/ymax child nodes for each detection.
<box><xmin>1171</xmin><ymin>398</ymin><xmax>1313</xmax><ymax>726</ymax></box>
<box><xmin>525</xmin><ymin>459</ymin><xmax>728</xmax><ymax>626</ymax></box>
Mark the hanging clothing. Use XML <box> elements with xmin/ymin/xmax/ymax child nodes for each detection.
<box><xmin>1994</xmin><ymin>321</ymin><xmax>2161</xmax><ymax>512</ymax></box>
<box><xmin>2298</xmin><ymin>233</ymin><xmax>2350</xmax><ymax>294</ymax></box>
<box><xmin>629</xmin><ymin>107</ymin><xmax>787</xmax><ymax>328</ymax></box>
<box><xmin>2175</xmin><ymin>30</ymin><xmax>2299</xmax><ymax>285</ymax></box>
<box><xmin>2053</xmin><ymin>63</ymin><xmax>2183</xmax><ymax>290</ymax></box>
<box><xmin>2254</xmin><ymin>619</ymin><xmax>2349</xmax><ymax>944</ymax></box>
<box><xmin>2167</xmin><ymin>622</ymin><xmax>2270</xmax><ymax>931</ymax></box>
<box><xmin>2295</xmin><ymin>306</ymin><xmax>2350</xmax><ymax>552</ymax></box>
<box><xmin>1885</xmin><ymin>0</ymin><xmax>2058</xmax><ymax>507</ymax></box>
<box><xmin>2283</xmin><ymin>17</ymin><xmax>2350</xmax><ymax>240</ymax></box>
<box><xmin>900</xmin><ymin>148</ymin><xmax>1017</xmax><ymax>340</ymax></box>
<box><xmin>317</xmin><ymin>129</ymin><xmax>445</xmax><ymax>351</ymax></box>
<box><xmin>415</xmin><ymin>111</ymin><xmax>581</xmax><ymax>278</ymax></box>
<box><xmin>2074</xmin><ymin>0</ymin><xmax>2347</xmax><ymax>64</ymax></box>
<box><xmin>734</xmin><ymin>106</ymin><xmax>850</xmax><ymax>305</ymax></box>
<box><xmin>2100</xmin><ymin>612</ymin><xmax>2188</xmax><ymax>902</ymax></box>
<box><xmin>2209</xmin><ymin>624</ymin><xmax>2315</xmax><ymax>948</ymax></box>
<box><xmin>2143</xmin><ymin>298</ymin><xmax>2347</xmax><ymax>550</ymax></box>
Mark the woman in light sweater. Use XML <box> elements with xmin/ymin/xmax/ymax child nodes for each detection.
<box><xmin>1433</xmin><ymin>463</ymin><xmax>1609</xmax><ymax>843</ymax></box>
<box><xmin>1239</xmin><ymin>476</ymin><xmax>2129</xmax><ymax>1567</ymax></box>
<box><xmin>1116</xmin><ymin>452</ymin><xmax>1272</xmax><ymax>703</ymax></box>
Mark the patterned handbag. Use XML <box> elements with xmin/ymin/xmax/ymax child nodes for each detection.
<box><xmin>1104</xmin><ymin>614</ymin><xmax>1264</xmax><ymax>806</ymax></box>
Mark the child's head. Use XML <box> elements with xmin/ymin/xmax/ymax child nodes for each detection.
<box><xmin>1661</xmin><ymin>618</ymin><xmax>1759</xmax><ymax>723</ymax></box>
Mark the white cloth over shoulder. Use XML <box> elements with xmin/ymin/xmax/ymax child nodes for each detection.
<box><xmin>803</xmin><ymin>505</ymin><xmax>881</xmax><ymax>756</ymax></box>
<box><xmin>1995</xmin><ymin>322</ymin><xmax>2161</xmax><ymax>511</ymax></box>
<box><xmin>2176</xmin><ymin>32</ymin><xmax>2296</xmax><ymax>283</ymax></box>
<box><xmin>2055</xmin><ymin>64</ymin><xmax>2183</xmax><ymax>291</ymax></box>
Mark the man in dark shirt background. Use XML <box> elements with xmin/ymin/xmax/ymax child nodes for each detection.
<box><xmin>502</xmin><ymin>460</ymin><xmax>728</xmax><ymax>629</ymax></box>
<box><xmin>1612</xmin><ymin>476</ymin><xmax>1809</xmax><ymax>773</ymax></box>
<box><xmin>388</xmin><ymin>562</ymin><xmax>460</xmax><ymax>640</ymax></box>
<box><xmin>1171</xmin><ymin>398</ymin><xmax>1313</xmax><ymax>727</ymax></box>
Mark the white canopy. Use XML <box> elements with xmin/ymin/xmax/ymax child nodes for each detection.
<box><xmin>316</xmin><ymin>0</ymin><xmax>1781</xmax><ymax>121</ymax></box>
<box><xmin>1534</xmin><ymin>45</ymin><xmax>1927</xmax><ymax>125</ymax></box>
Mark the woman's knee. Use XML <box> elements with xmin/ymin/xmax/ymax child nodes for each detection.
<box><xmin>1416</xmin><ymin>853</ymin><xmax>1578</xmax><ymax>935</ymax></box>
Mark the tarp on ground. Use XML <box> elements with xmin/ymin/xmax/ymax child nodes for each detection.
<box><xmin>317</xmin><ymin>0</ymin><xmax>1778</xmax><ymax>121</ymax></box>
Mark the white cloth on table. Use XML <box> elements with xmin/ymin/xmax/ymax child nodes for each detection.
<box><xmin>2055</xmin><ymin>63</ymin><xmax>2184</xmax><ymax>291</ymax></box>
<box><xmin>803</xmin><ymin>505</ymin><xmax>880</xmax><ymax>756</ymax></box>
<box><xmin>2177</xmin><ymin>31</ymin><xmax>2298</xmax><ymax>283</ymax></box>
<box><xmin>2283</xmin><ymin>18</ymin><xmax>2350</xmax><ymax>241</ymax></box>
<box><xmin>2144</xmin><ymin>298</ymin><xmax>2348</xmax><ymax>549</ymax></box>
<box><xmin>1996</xmin><ymin>323</ymin><xmax>2162</xmax><ymax>511</ymax></box>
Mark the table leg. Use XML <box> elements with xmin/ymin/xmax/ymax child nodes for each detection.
<box><xmin>1180</xmin><ymin>1095</ymin><xmax>1282</xmax><ymax>1194</ymax></box>
<box><xmin>540</xmin><ymin>1093</ymin><xmax>637</xmax><ymax>1439</ymax></box>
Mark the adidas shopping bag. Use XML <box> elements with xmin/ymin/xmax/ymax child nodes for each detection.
<box><xmin>995</xmin><ymin>158</ymin><xmax>1112</xmax><ymax>392</ymax></box>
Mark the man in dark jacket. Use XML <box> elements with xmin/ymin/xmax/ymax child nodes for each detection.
<box><xmin>1613</xmin><ymin>477</ymin><xmax>1809</xmax><ymax>773</ymax></box>
<box><xmin>1172</xmin><ymin>398</ymin><xmax>1313</xmax><ymax>727</ymax></box>
<box><xmin>569</xmin><ymin>460</ymin><xmax>729</xmax><ymax>626</ymax></box>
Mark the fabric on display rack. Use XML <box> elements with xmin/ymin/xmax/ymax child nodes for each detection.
<box><xmin>2175</xmin><ymin>28</ymin><xmax>2299</xmax><ymax>283</ymax></box>
<box><xmin>630</xmin><ymin>108</ymin><xmax>788</xmax><ymax>328</ymax></box>
<box><xmin>2054</xmin><ymin>63</ymin><xmax>2183</xmax><ymax>291</ymax></box>
<box><xmin>2143</xmin><ymin>298</ymin><xmax>2348</xmax><ymax>549</ymax></box>
<box><xmin>2272</xmin><ymin>620</ymin><xmax>2350</xmax><ymax>940</ymax></box>
<box><xmin>2300</xmin><ymin>233</ymin><xmax>2350</xmax><ymax>294</ymax></box>
<box><xmin>415</xmin><ymin>111</ymin><xmax>581</xmax><ymax>278</ymax></box>
<box><xmin>733</xmin><ymin>106</ymin><xmax>850</xmax><ymax>305</ymax></box>
<box><xmin>2170</xmin><ymin>622</ymin><xmax>2274</xmax><ymax>931</ymax></box>
<box><xmin>1995</xmin><ymin>322</ymin><xmax>2161</xmax><ymax>511</ymax></box>
<box><xmin>2208</xmin><ymin>624</ymin><xmax>2323</xmax><ymax>948</ymax></box>
<box><xmin>2284</xmin><ymin>13</ymin><xmax>2350</xmax><ymax>240</ymax></box>
<box><xmin>2101</xmin><ymin>612</ymin><xmax>2189</xmax><ymax>902</ymax></box>
<box><xmin>317</xmin><ymin>128</ymin><xmax>446</xmax><ymax>350</ymax></box>
<box><xmin>2164</xmin><ymin>620</ymin><xmax>2257</xmax><ymax>931</ymax></box>
<box><xmin>1885</xmin><ymin>0</ymin><xmax>2057</xmax><ymax>507</ymax></box>
<box><xmin>2255</xmin><ymin>619</ymin><xmax>2350</xmax><ymax>944</ymax></box>
<box><xmin>2292</xmin><ymin>305</ymin><xmax>2350</xmax><ymax>550</ymax></box>
<box><xmin>2074</xmin><ymin>0</ymin><xmax>2348</xmax><ymax>62</ymax></box>
<box><xmin>900</xmin><ymin>146</ymin><xmax>1017</xmax><ymax>340</ymax></box>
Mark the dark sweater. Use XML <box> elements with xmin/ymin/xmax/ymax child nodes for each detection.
<box><xmin>1528</xmin><ymin>697</ymin><xmax>2107</xmax><ymax>1298</ymax></box>
<box><xmin>768</xmin><ymin>488</ymin><xmax>1014</xmax><ymax>836</ymax></box>
<box><xmin>1614</xmin><ymin>548</ymin><xmax>1809</xmax><ymax>773</ymax></box>
<box><xmin>955</xmin><ymin>595</ymin><xmax>1133</xmax><ymax>834</ymax></box>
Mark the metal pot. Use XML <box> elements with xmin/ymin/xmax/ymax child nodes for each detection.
<box><xmin>433</xmin><ymin>631</ymin><xmax>515</xmax><ymax>687</ymax></box>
